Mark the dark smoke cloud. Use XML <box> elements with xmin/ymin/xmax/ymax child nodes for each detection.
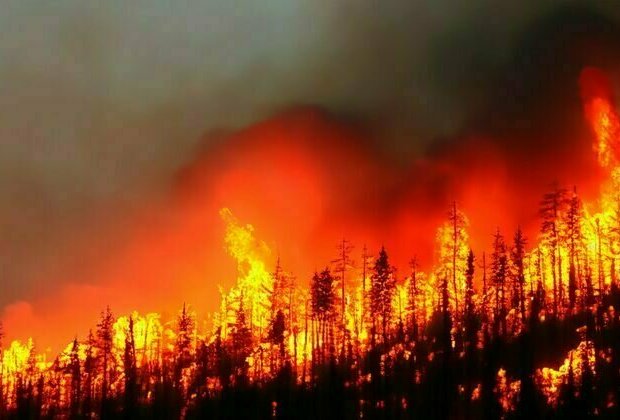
<box><xmin>2</xmin><ymin>0</ymin><xmax>620</xmax><ymax>314</ymax></box>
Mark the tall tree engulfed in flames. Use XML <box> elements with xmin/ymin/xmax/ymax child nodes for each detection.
<box><xmin>5</xmin><ymin>69</ymin><xmax>620</xmax><ymax>419</ymax></box>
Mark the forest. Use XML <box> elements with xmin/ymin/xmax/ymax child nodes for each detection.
<box><xmin>2</xmin><ymin>75</ymin><xmax>620</xmax><ymax>419</ymax></box>
<box><xmin>3</xmin><ymin>181</ymin><xmax>620</xmax><ymax>419</ymax></box>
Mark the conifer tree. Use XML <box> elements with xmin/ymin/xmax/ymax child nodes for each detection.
<box><xmin>464</xmin><ymin>249</ymin><xmax>478</xmax><ymax>351</ymax></box>
<box><xmin>175</xmin><ymin>304</ymin><xmax>194</xmax><ymax>373</ymax></box>
<box><xmin>512</xmin><ymin>227</ymin><xmax>527</xmax><ymax>325</ymax></box>
<box><xmin>268</xmin><ymin>309</ymin><xmax>287</xmax><ymax>364</ymax></box>
<box><xmin>68</xmin><ymin>337</ymin><xmax>81</xmax><ymax>418</ymax></box>
<box><xmin>332</xmin><ymin>239</ymin><xmax>354</xmax><ymax>357</ymax></box>
<box><xmin>540</xmin><ymin>184</ymin><xmax>567</xmax><ymax>315</ymax></box>
<box><xmin>371</xmin><ymin>247</ymin><xmax>395</xmax><ymax>344</ymax></box>
<box><xmin>311</xmin><ymin>268</ymin><xmax>335</xmax><ymax>362</ymax></box>
<box><xmin>565</xmin><ymin>187</ymin><xmax>583</xmax><ymax>313</ymax></box>
<box><xmin>407</xmin><ymin>257</ymin><xmax>420</xmax><ymax>342</ymax></box>
<box><xmin>448</xmin><ymin>202</ymin><xmax>467</xmax><ymax>315</ymax></box>
<box><xmin>82</xmin><ymin>329</ymin><xmax>96</xmax><ymax>418</ymax></box>
<box><xmin>96</xmin><ymin>306</ymin><xmax>115</xmax><ymax>417</ymax></box>
<box><xmin>231</xmin><ymin>296</ymin><xmax>253</xmax><ymax>384</ymax></box>
<box><xmin>124</xmin><ymin>317</ymin><xmax>138</xmax><ymax>418</ymax></box>
<box><xmin>270</xmin><ymin>257</ymin><xmax>289</xmax><ymax>320</ymax></box>
<box><xmin>491</xmin><ymin>229</ymin><xmax>508</xmax><ymax>337</ymax></box>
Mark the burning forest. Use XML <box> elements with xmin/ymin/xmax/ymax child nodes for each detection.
<box><xmin>1</xmin><ymin>66</ymin><xmax>620</xmax><ymax>418</ymax></box>
<box><xmin>6</xmin><ymin>4</ymin><xmax>620</xmax><ymax>419</ymax></box>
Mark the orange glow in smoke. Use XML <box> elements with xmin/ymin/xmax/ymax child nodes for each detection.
<box><xmin>0</xmin><ymin>68</ymin><xmax>620</xmax><ymax>415</ymax></box>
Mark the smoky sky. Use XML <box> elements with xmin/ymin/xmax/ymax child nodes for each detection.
<box><xmin>2</xmin><ymin>0</ymin><xmax>620</xmax><ymax>310</ymax></box>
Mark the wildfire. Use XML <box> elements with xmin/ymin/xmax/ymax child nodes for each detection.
<box><xmin>216</xmin><ymin>207</ymin><xmax>273</xmax><ymax>336</ymax></box>
<box><xmin>2</xmin><ymin>67</ymin><xmax>620</xmax><ymax>417</ymax></box>
<box><xmin>536</xmin><ymin>340</ymin><xmax>596</xmax><ymax>406</ymax></box>
<box><xmin>496</xmin><ymin>368</ymin><xmax>521</xmax><ymax>413</ymax></box>
<box><xmin>581</xmin><ymin>67</ymin><xmax>620</xmax><ymax>170</ymax></box>
<box><xmin>585</xmin><ymin>97</ymin><xmax>620</xmax><ymax>169</ymax></box>
<box><xmin>112</xmin><ymin>312</ymin><xmax>163</xmax><ymax>367</ymax></box>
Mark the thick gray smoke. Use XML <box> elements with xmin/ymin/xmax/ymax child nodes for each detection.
<box><xmin>1</xmin><ymin>0</ymin><xmax>620</xmax><ymax>313</ymax></box>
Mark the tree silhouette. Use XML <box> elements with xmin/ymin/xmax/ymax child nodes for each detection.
<box><xmin>231</xmin><ymin>295</ymin><xmax>253</xmax><ymax>385</ymax></box>
<box><xmin>332</xmin><ymin>238</ymin><xmax>354</xmax><ymax>359</ymax></box>
<box><xmin>370</xmin><ymin>247</ymin><xmax>395</xmax><ymax>345</ymax></box>
<box><xmin>83</xmin><ymin>329</ymin><xmax>96</xmax><ymax>418</ymax></box>
<box><xmin>96</xmin><ymin>306</ymin><xmax>115</xmax><ymax>418</ymax></box>
<box><xmin>123</xmin><ymin>316</ymin><xmax>138</xmax><ymax>418</ymax></box>
<box><xmin>360</xmin><ymin>245</ymin><xmax>372</xmax><ymax>344</ymax></box>
<box><xmin>491</xmin><ymin>229</ymin><xmax>508</xmax><ymax>338</ymax></box>
<box><xmin>68</xmin><ymin>337</ymin><xmax>81</xmax><ymax>419</ymax></box>
<box><xmin>565</xmin><ymin>187</ymin><xmax>583</xmax><ymax>314</ymax></box>
<box><xmin>268</xmin><ymin>309</ymin><xmax>287</xmax><ymax>368</ymax></box>
<box><xmin>512</xmin><ymin>227</ymin><xmax>527</xmax><ymax>327</ymax></box>
<box><xmin>174</xmin><ymin>304</ymin><xmax>194</xmax><ymax>379</ymax></box>
<box><xmin>408</xmin><ymin>256</ymin><xmax>420</xmax><ymax>342</ymax></box>
<box><xmin>540</xmin><ymin>183</ymin><xmax>567</xmax><ymax>316</ymax></box>
<box><xmin>311</xmin><ymin>268</ymin><xmax>336</xmax><ymax>363</ymax></box>
<box><xmin>448</xmin><ymin>202</ymin><xmax>468</xmax><ymax>316</ymax></box>
<box><xmin>464</xmin><ymin>249</ymin><xmax>478</xmax><ymax>352</ymax></box>
<box><xmin>270</xmin><ymin>257</ymin><xmax>289</xmax><ymax>321</ymax></box>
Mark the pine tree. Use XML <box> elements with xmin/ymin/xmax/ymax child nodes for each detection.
<box><xmin>96</xmin><ymin>306</ymin><xmax>115</xmax><ymax>417</ymax></box>
<box><xmin>480</xmin><ymin>251</ymin><xmax>491</xmax><ymax>343</ymax></box>
<box><xmin>311</xmin><ymin>268</ymin><xmax>335</xmax><ymax>362</ymax></box>
<box><xmin>82</xmin><ymin>329</ymin><xmax>96</xmax><ymax>418</ymax></box>
<box><xmin>583</xmin><ymin>261</ymin><xmax>595</xmax><ymax>309</ymax></box>
<box><xmin>512</xmin><ymin>227</ymin><xmax>527</xmax><ymax>326</ymax></box>
<box><xmin>371</xmin><ymin>247</ymin><xmax>395</xmax><ymax>345</ymax></box>
<box><xmin>491</xmin><ymin>229</ymin><xmax>508</xmax><ymax>337</ymax></box>
<box><xmin>464</xmin><ymin>249</ymin><xmax>478</xmax><ymax>351</ymax></box>
<box><xmin>408</xmin><ymin>257</ymin><xmax>420</xmax><ymax>342</ymax></box>
<box><xmin>448</xmin><ymin>202</ymin><xmax>467</xmax><ymax>316</ymax></box>
<box><xmin>124</xmin><ymin>316</ymin><xmax>138</xmax><ymax>418</ymax></box>
<box><xmin>540</xmin><ymin>183</ymin><xmax>567</xmax><ymax>316</ymax></box>
<box><xmin>439</xmin><ymin>275</ymin><xmax>452</xmax><ymax>358</ymax></box>
<box><xmin>332</xmin><ymin>238</ymin><xmax>354</xmax><ymax>358</ymax></box>
<box><xmin>68</xmin><ymin>337</ymin><xmax>81</xmax><ymax>419</ymax></box>
<box><xmin>361</xmin><ymin>245</ymin><xmax>372</xmax><ymax>342</ymax></box>
<box><xmin>231</xmin><ymin>295</ymin><xmax>253</xmax><ymax>384</ymax></box>
<box><xmin>268</xmin><ymin>309</ymin><xmax>287</xmax><ymax>364</ymax></box>
<box><xmin>286</xmin><ymin>275</ymin><xmax>301</xmax><ymax>373</ymax></box>
<box><xmin>565</xmin><ymin>187</ymin><xmax>583</xmax><ymax>313</ymax></box>
<box><xmin>175</xmin><ymin>304</ymin><xmax>194</xmax><ymax>370</ymax></box>
<box><xmin>270</xmin><ymin>257</ymin><xmax>289</xmax><ymax>320</ymax></box>
<box><xmin>594</xmin><ymin>218</ymin><xmax>605</xmax><ymax>302</ymax></box>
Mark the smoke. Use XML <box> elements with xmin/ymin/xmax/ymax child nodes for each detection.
<box><xmin>0</xmin><ymin>97</ymin><xmax>604</xmax><ymax>349</ymax></box>
<box><xmin>3</xmin><ymin>1</ymin><xmax>620</xmax><ymax>348</ymax></box>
